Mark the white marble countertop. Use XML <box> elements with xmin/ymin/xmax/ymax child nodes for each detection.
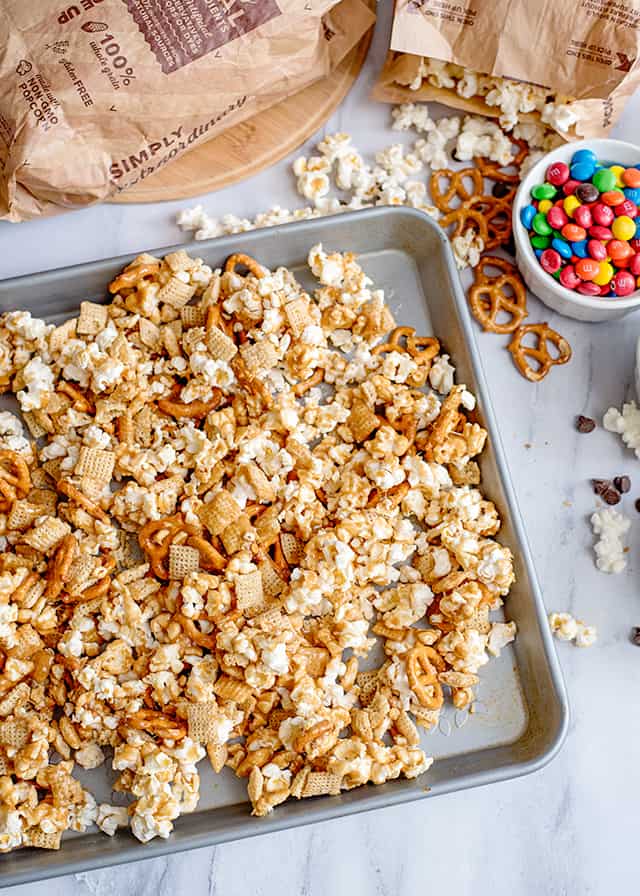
<box><xmin>2</xmin><ymin>6</ymin><xmax>640</xmax><ymax>894</ymax></box>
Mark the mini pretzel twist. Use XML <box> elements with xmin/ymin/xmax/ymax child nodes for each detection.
<box><xmin>187</xmin><ymin>535</ymin><xmax>226</xmax><ymax>572</ymax></box>
<box><xmin>440</xmin><ymin>206</ymin><xmax>489</xmax><ymax>243</ymax></box>
<box><xmin>176</xmin><ymin>613</ymin><xmax>216</xmax><ymax>650</ymax></box>
<box><xmin>57</xmin><ymin>382</ymin><xmax>94</xmax><ymax>414</ymax></box>
<box><xmin>126</xmin><ymin>709</ymin><xmax>187</xmax><ymax>741</ymax></box>
<box><xmin>429</xmin><ymin>168</ymin><xmax>484</xmax><ymax>213</ymax></box>
<box><xmin>464</xmin><ymin>196</ymin><xmax>512</xmax><ymax>250</ymax></box>
<box><xmin>508</xmin><ymin>323</ymin><xmax>572</xmax><ymax>382</ymax></box>
<box><xmin>406</xmin><ymin>334</ymin><xmax>440</xmax><ymax>364</ymax></box>
<box><xmin>224</xmin><ymin>254</ymin><xmax>267</xmax><ymax>279</ymax></box>
<box><xmin>0</xmin><ymin>450</ymin><xmax>31</xmax><ymax>501</ymax></box>
<box><xmin>157</xmin><ymin>385</ymin><xmax>223</xmax><ymax>419</ymax></box>
<box><xmin>45</xmin><ymin>534</ymin><xmax>77</xmax><ymax>600</ymax></box>
<box><xmin>57</xmin><ymin>479</ymin><xmax>109</xmax><ymax>523</ymax></box>
<box><xmin>474</xmin><ymin>137</ymin><xmax>529</xmax><ymax>183</ymax></box>
<box><xmin>294</xmin><ymin>368</ymin><xmax>324</xmax><ymax>397</ymax></box>
<box><xmin>138</xmin><ymin>515</ymin><xmax>186</xmax><ymax>579</ymax></box>
<box><xmin>294</xmin><ymin>719</ymin><xmax>331</xmax><ymax>753</ymax></box>
<box><xmin>406</xmin><ymin>645</ymin><xmax>446</xmax><ymax>710</ymax></box>
<box><xmin>468</xmin><ymin>274</ymin><xmax>528</xmax><ymax>334</ymax></box>
<box><xmin>108</xmin><ymin>262</ymin><xmax>160</xmax><ymax>293</ymax></box>
<box><xmin>473</xmin><ymin>255</ymin><xmax>519</xmax><ymax>284</ymax></box>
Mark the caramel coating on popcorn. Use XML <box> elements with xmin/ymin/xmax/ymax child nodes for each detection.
<box><xmin>0</xmin><ymin>245</ymin><xmax>515</xmax><ymax>849</ymax></box>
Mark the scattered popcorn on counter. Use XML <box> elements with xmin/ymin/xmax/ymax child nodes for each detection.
<box><xmin>549</xmin><ymin>613</ymin><xmax>598</xmax><ymax>647</ymax></box>
<box><xmin>591</xmin><ymin>507</ymin><xmax>631</xmax><ymax>574</ymax></box>
<box><xmin>603</xmin><ymin>401</ymin><xmax>640</xmax><ymax>458</ymax></box>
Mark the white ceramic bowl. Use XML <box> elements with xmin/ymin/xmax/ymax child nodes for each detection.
<box><xmin>513</xmin><ymin>138</ymin><xmax>640</xmax><ymax>322</ymax></box>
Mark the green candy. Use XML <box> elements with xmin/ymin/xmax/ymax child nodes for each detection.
<box><xmin>551</xmin><ymin>270</ymin><xmax>562</xmax><ymax>281</ymax></box>
<box><xmin>532</xmin><ymin>213</ymin><xmax>552</xmax><ymax>236</ymax></box>
<box><xmin>592</xmin><ymin>168</ymin><xmax>616</xmax><ymax>192</ymax></box>
<box><xmin>531</xmin><ymin>234</ymin><xmax>551</xmax><ymax>249</ymax></box>
<box><xmin>531</xmin><ymin>182</ymin><xmax>557</xmax><ymax>200</ymax></box>
<box><xmin>552</xmin><ymin>229</ymin><xmax>564</xmax><ymax>239</ymax></box>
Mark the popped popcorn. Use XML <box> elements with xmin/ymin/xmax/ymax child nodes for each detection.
<box><xmin>591</xmin><ymin>507</ymin><xmax>631</xmax><ymax>574</ymax></box>
<box><xmin>549</xmin><ymin>613</ymin><xmax>597</xmax><ymax>647</ymax></box>
<box><xmin>0</xmin><ymin>243</ymin><xmax>516</xmax><ymax>851</ymax></box>
<box><xmin>603</xmin><ymin>401</ymin><xmax>640</xmax><ymax>458</ymax></box>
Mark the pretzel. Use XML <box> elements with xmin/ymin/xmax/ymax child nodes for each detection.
<box><xmin>63</xmin><ymin>574</ymin><xmax>111</xmax><ymax>604</ymax></box>
<box><xmin>0</xmin><ymin>450</ymin><xmax>31</xmax><ymax>498</ymax></box>
<box><xmin>387</xmin><ymin>326</ymin><xmax>416</xmax><ymax>346</ymax></box>
<box><xmin>57</xmin><ymin>479</ymin><xmax>109</xmax><ymax>523</ymax></box>
<box><xmin>406</xmin><ymin>334</ymin><xmax>440</xmax><ymax>364</ymax></box>
<box><xmin>508</xmin><ymin>323</ymin><xmax>572</xmax><ymax>382</ymax></box>
<box><xmin>294</xmin><ymin>368</ymin><xmax>324</xmax><ymax>397</ymax></box>
<box><xmin>294</xmin><ymin>719</ymin><xmax>331</xmax><ymax>753</ymax></box>
<box><xmin>474</xmin><ymin>137</ymin><xmax>529</xmax><ymax>184</ymax></box>
<box><xmin>0</xmin><ymin>479</ymin><xmax>17</xmax><ymax>513</ymax></box>
<box><xmin>138</xmin><ymin>515</ymin><xmax>186</xmax><ymax>578</ymax></box>
<box><xmin>440</xmin><ymin>206</ymin><xmax>488</xmax><ymax>243</ymax></box>
<box><xmin>429</xmin><ymin>168</ymin><xmax>484</xmax><ymax>213</ymax></box>
<box><xmin>224</xmin><ymin>253</ymin><xmax>267</xmax><ymax>279</ymax></box>
<box><xmin>406</xmin><ymin>645</ymin><xmax>446</xmax><ymax>710</ymax></box>
<box><xmin>57</xmin><ymin>382</ymin><xmax>94</xmax><ymax>413</ymax></box>
<box><xmin>10</xmin><ymin>571</ymin><xmax>38</xmax><ymax>605</ymax></box>
<box><xmin>468</xmin><ymin>274</ymin><xmax>528</xmax><ymax>334</ymax></box>
<box><xmin>271</xmin><ymin>538</ymin><xmax>291</xmax><ymax>581</ymax></box>
<box><xmin>45</xmin><ymin>534</ymin><xmax>77</xmax><ymax>600</ymax></box>
<box><xmin>157</xmin><ymin>385</ymin><xmax>223</xmax><ymax>419</ymax></box>
<box><xmin>187</xmin><ymin>535</ymin><xmax>226</xmax><ymax>572</ymax></box>
<box><xmin>473</xmin><ymin>255</ymin><xmax>519</xmax><ymax>284</ymax></box>
<box><xmin>108</xmin><ymin>262</ymin><xmax>160</xmax><ymax>293</ymax></box>
<box><xmin>465</xmin><ymin>196</ymin><xmax>512</xmax><ymax>250</ymax></box>
<box><xmin>176</xmin><ymin>613</ymin><xmax>216</xmax><ymax>650</ymax></box>
<box><xmin>126</xmin><ymin>709</ymin><xmax>186</xmax><ymax>741</ymax></box>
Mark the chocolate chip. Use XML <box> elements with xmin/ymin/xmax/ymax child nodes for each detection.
<box><xmin>492</xmin><ymin>182</ymin><xmax>512</xmax><ymax>199</ymax></box>
<box><xmin>632</xmin><ymin>627</ymin><xmax>640</xmax><ymax>646</ymax></box>
<box><xmin>576</xmin><ymin>415</ymin><xmax>596</xmax><ymax>433</ymax></box>
<box><xmin>614</xmin><ymin>475</ymin><xmax>631</xmax><ymax>493</ymax></box>
<box><xmin>636</xmin><ymin>498</ymin><xmax>640</xmax><ymax>513</ymax></box>
<box><xmin>592</xmin><ymin>479</ymin><xmax>621</xmax><ymax>504</ymax></box>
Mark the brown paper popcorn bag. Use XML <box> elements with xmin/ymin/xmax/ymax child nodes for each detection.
<box><xmin>0</xmin><ymin>0</ymin><xmax>375</xmax><ymax>221</ymax></box>
<box><xmin>373</xmin><ymin>0</ymin><xmax>640</xmax><ymax>140</ymax></box>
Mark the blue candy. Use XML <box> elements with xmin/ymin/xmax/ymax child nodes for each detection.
<box><xmin>571</xmin><ymin>148</ymin><xmax>597</xmax><ymax>166</ymax></box>
<box><xmin>570</xmin><ymin>161</ymin><xmax>596</xmax><ymax>182</ymax></box>
<box><xmin>551</xmin><ymin>238</ymin><xmax>572</xmax><ymax>259</ymax></box>
<box><xmin>635</xmin><ymin>216</ymin><xmax>640</xmax><ymax>238</ymax></box>
<box><xmin>520</xmin><ymin>204</ymin><xmax>536</xmax><ymax>229</ymax></box>
<box><xmin>534</xmin><ymin>249</ymin><xmax>543</xmax><ymax>259</ymax></box>
<box><xmin>625</xmin><ymin>187</ymin><xmax>640</xmax><ymax>204</ymax></box>
<box><xmin>571</xmin><ymin>239</ymin><xmax>588</xmax><ymax>258</ymax></box>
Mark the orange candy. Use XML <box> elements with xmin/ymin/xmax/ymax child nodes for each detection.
<box><xmin>607</xmin><ymin>239</ymin><xmax>633</xmax><ymax>261</ymax></box>
<box><xmin>622</xmin><ymin>168</ymin><xmax>640</xmax><ymax>188</ymax></box>
<box><xmin>601</xmin><ymin>190</ymin><xmax>625</xmax><ymax>206</ymax></box>
<box><xmin>561</xmin><ymin>223</ymin><xmax>587</xmax><ymax>241</ymax></box>
<box><xmin>575</xmin><ymin>258</ymin><xmax>600</xmax><ymax>281</ymax></box>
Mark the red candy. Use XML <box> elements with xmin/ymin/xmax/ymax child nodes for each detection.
<box><xmin>577</xmin><ymin>282</ymin><xmax>602</xmax><ymax>296</ymax></box>
<box><xmin>589</xmin><ymin>225</ymin><xmax>613</xmax><ymax>240</ymax></box>
<box><xmin>630</xmin><ymin>238</ymin><xmax>640</xmax><ymax>252</ymax></box>
<box><xmin>575</xmin><ymin>258</ymin><xmax>600</xmax><ymax>281</ymax></box>
<box><xmin>562</xmin><ymin>223</ymin><xmax>587</xmax><ymax>241</ymax></box>
<box><xmin>592</xmin><ymin>203</ymin><xmax>614</xmax><ymax>226</ymax></box>
<box><xmin>547</xmin><ymin>206</ymin><xmax>568</xmax><ymax>229</ymax></box>
<box><xmin>613</xmin><ymin>270</ymin><xmax>636</xmax><ymax>296</ymax></box>
<box><xmin>559</xmin><ymin>265</ymin><xmax>581</xmax><ymax>289</ymax></box>
<box><xmin>601</xmin><ymin>190</ymin><xmax>625</xmax><ymax>207</ymax></box>
<box><xmin>630</xmin><ymin>254</ymin><xmax>640</xmax><ymax>276</ymax></box>
<box><xmin>616</xmin><ymin>199</ymin><xmax>638</xmax><ymax>218</ymax></box>
<box><xmin>540</xmin><ymin>249</ymin><xmax>562</xmax><ymax>273</ymax></box>
<box><xmin>587</xmin><ymin>239</ymin><xmax>607</xmax><ymax>261</ymax></box>
<box><xmin>573</xmin><ymin>205</ymin><xmax>593</xmax><ymax>229</ymax></box>
<box><xmin>562</xmin><ymin>179</ymin><xmax>580</xmax><ymax>195</ymax></box>
<box><xmin>546</xmin><ymin>161</ymin><xmax>570</xmax><ymax>186</ymax></box>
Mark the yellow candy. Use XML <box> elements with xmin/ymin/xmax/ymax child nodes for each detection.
<box><xmin>610</xmin><ymin>165</ymin><xmax>625</xmax><ymax>187</ymax></box>
<box><xmin>593</xmin><ymin>261</ymin><xmax>614</xmax><ymax>286</ymax></box>
<box><xmin>611</xmin><ymin>215</ymin><xmax>636</xmax><ymax>241</ymax></box>
<box><xmin>563</xmin><ymin>195</ymin><xmax>581</xmax><ymax>217</ymax></box>
<box><xmin>538</xmin><ymin>199</ymin><xmax>553</xmax><ymax>214</ymax></box>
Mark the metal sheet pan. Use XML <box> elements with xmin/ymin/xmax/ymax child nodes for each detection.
<box><xmin>0</xmin><ymin>207</ymin><xmax>568</xmax><ymax>886</ymax></box>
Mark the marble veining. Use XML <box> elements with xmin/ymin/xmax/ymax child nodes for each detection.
<box><xmin>1</xmin><ymin>5</ymin><xmax>639</xmax><ymax>893</ymax></box>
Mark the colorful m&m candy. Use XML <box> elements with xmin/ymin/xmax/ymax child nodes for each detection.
<box><xmin>520</xmin><ymin>150</ymin><xmax>640</xmax><ymax>299</ymax></box>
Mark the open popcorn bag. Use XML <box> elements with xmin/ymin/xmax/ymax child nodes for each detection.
<box><xmin>374</xmin><ymin>0</ymin><xmax>640</xmax><ymax>142</ymax></box>
<box><xmin>0</xmin><ymin>0</ymin><xmax>374</xmax><ymax>222</ymax></box>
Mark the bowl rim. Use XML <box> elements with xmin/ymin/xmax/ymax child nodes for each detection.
<box><xmin>512</xmin><ymin>137</ymin><xmax>640</xmax><ymax>311</ymax></box>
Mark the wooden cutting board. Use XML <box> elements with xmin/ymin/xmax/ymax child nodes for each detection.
<box><xmin>112</xmin><ymin>28</ymin><xmax>373</xmax><ymax>204</ymax></box>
